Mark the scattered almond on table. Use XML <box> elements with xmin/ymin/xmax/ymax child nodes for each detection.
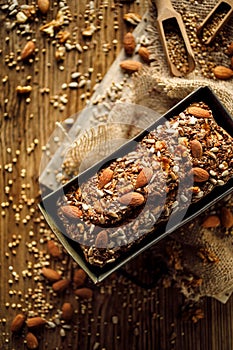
<box><xmin>41</xmin><ymin>267</ymin><xmax>61</xmax><ymax>282</ymax></box>
<box><xmin>37</xmin><ymin>0</ymin><xmax>50</xmax><ymax>14</ymax></box>
<box><xmin>26</xmin><ymin>332</ymin><xmax>39</xmax><ymax>349</ymax></box>
<box><xmin>26</xmin><ymin>317</ymin><xmax>47</xmax><ymax>328</ymax></box>
<box><xmin>201</xmin><ymin>215</ymin><xmax>221</xmax><ymax>228</ymax></box>
<box><xmin>61</xmin><ymin>302</ymin><xmax>74</xmax><ymax>322</ymax></box>
<box><xmin>226</xmin><ymin>41</ymin><xmax>233</xmax><ymax>56</ymax></box>
<box><xmin>10</xmin><ymin>314</ymin><xmax>26</xmax><ymax>333</ymax></box>
<box><xmin>74</xmin><ymin>287</ymin><xmax>93</xmax><ymax>300</ymax></box>
<box><xmin>20</xmin><ymin>40</ymin><xmax>36</xmax><ymax>61</ymax></box>
<box><xmin>123</xmin><ymin>32</ymin><xmax>136</xmax><ymax>56</ymax></box>
<box><xmin>138</xmin><ymin>46</ymin><xmax>150</xmax><ymax>63</ymax></box>
<box><xmin>120</xmin><ymin>60</ymin><xmax>142</xmax><ymax>73</ymax></box>
<box><xmin>47</xmin><ymin>239</ymin><xmax>62</xmax><ymax>258</ymax></box>
<box><xmin>220</xmin><ymin>207</ymin><xmax>233</xmax><ymax>229</ymax></box>
<box><xmin>52</xmin><ymin>278</ymin><xmax>70</xmax><ymax>292</ymax></box>
<box><xmin>73</xmin><ymin>268</ymin><xmax>87</xmax><ymax>287</ymax></box>
<box><xmin>213</xmin><ymin>41</ymin><xmax>233</xmax><ymax>79</ymax></box>
<box><xmin>213</xmin><ymin>65</ymin><xmax>233</xmax><ymax>80</ymax></box>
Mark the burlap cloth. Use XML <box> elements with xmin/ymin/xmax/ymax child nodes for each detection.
<box><xmin>61</xmin><ymin>0</ymin><xmax>233</xmax><ymax>302</ymax></box>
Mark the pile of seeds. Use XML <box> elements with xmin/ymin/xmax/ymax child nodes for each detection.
<box><xmin>199</xmin><ymin>2</ymin><xmax>231</xmax><ymax>44</ymax></box>
<box><xmin>181</xmin><ymin>9</ymin><xmax>230</xmax><ymax>79</ymax></box>
<box><xmin>164</xmin><ymin>19</ymin><xmax>190</xmax><ymax>75</ymax></box>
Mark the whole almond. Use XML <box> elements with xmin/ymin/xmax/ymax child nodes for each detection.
<box><xmin>135</xmin><ymin>167</ymin><xmax>153</xmax><ymax>188</ymax></box>
<box><xmin>213</xmin><ymin>65</ymin><xmax>233</xmax><ymax>80</ymax></box>
<box><xmin>187</xmin><ymin>106</ymin><xmax>211</xmax><ymax>118</ymax></box>
<box><xmin>119</xmin><ymin>192</ymin><xmax>145</xmax><ymax>206</ymax></box>
<box><xmin>52</xmin><ymin>278</ymin><xmax>70</xmax><ymax>292</ymax></box>
<box><xmin>138</xmin><ymin>46</ymin><xmax>150</xmax><ymax>63</ymax></box>
<box><xmin>60</xmin><ymin>205</ymin><xmax>82</xmax><ymax>219</ymax></box>
<box><xmin>61</xmin><ymin>302</ymin><xmax>73</xmax><ymax>321</ymax></box>
<box><xmin>47</xmin><ymin>240</ymin><xmax>62</xmax><ymax>258</ymax></box>
<box><xmin>220</xmin><ymin>207</ymin><xmax>233</xmax><ymax>228</ymax></box>
<box><xmin>11</xmin><ymin>313</ymin><xmax>26</xmax><ymax>332</ymax></box>
<box><xmin>98</xmin><ymin>168</ymin><xmax>114</xmax><ymax>189</ymax></box>
<box><xmin>73</xmin><ymin>268</ymin><xmax>87</xmax><ymax>287</ymax></box>
<box><xmin>123</xmin><ymin>32</ymin><xmax>136</xmax><ymax>56</ymax></box>
<box><xmin>191</xmin><ymin>167</ymin><xmax>209</xmax><ymax>182</ymax></box>
<box><xmin>26</xmin><ymin>317</ymin><xmax>46</xmax><ymax>328</ymax></box>
<box><xmin>26</xmin><ymin>332</ymin><xmax>39</xmax><ymax>349</ymax></box>
<box><xmin>41</xmin><ymin>267</ymin><xmax>61</xmax><ymax>282</ymax></box>
<box><xmin>201</xmin><ymin>215</ymin><xmax>220</xmax><ymax>228</ymax></box>
<box><xmin>74</xmin><ymin>287</ymin><xmax>93</xmax><ymax>299</ymax></box>
<box><xmin>95</xmin><ymin>230</ymin><xmax>108</xmax><ymax>248</ymax></box>
<box><xmin>120</xmin><ymin>60</ymin><xmax>142</xmax><ymax>73</ymax></box>
<box><xmin>21</xmin><ymin>41</ymin><xmax>35</xmax><ymax>61</ymax></box>
<box><xmin>190</xmin><ymin>139</ymin><xmax>203</xmax><ymax>158</ymax></box>
<box><xmin>226</xmin><ymin>42</ymin><xmax>233</xmax><ymax>56</ymax></box>
<box><xmin>38</xmin><ymin>0</ymin><xmax>49</xmax><ymax>14</ymax></box>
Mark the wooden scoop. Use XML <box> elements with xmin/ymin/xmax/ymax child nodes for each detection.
<box><xmin>154</xmin><ymin>0</ymin><xmax>195</xmax><ymax>77</ymax></box>
<box><xmin>197</xmin><ymin>0</ymin><xmax>233</xmax><ymax>45</ymax></box>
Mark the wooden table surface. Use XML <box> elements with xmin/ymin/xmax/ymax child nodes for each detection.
<box><xmin>1</xmin><ymin>1</ymin><xmax>233</xmax><ymax>349</ymax></box>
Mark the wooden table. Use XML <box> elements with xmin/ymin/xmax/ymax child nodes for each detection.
<box><xmin>0</xmin><ymin>1</ymin><xmax>233</xmax><ymax>349</ymax></box>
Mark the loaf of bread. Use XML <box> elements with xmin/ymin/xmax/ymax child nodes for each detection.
<box><xmin>57</xmin><ymin>101</ymin><xmax>233</xmax><ymax>267</ymax></box>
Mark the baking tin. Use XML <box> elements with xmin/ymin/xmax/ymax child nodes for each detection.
<box><xmin>39</xmin><ymin>86</ymin><xmax>233</xmax><ymax>283</ymax></box>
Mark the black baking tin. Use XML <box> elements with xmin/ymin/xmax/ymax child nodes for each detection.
<box><xmin>39</xmin><ymin>86</ymin><xmax>233</xmax><ymax>283</ymax></box>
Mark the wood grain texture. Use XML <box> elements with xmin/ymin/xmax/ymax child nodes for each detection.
<box><xmin>0</xmin><ymin>1</ymin><xmax>233</xmax><ymax>350</ymax></box>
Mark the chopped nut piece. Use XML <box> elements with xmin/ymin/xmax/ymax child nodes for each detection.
<box><xmin>16</xmin><ymin>85</ymin><xmax>32</xmax><ymax>94</ymax></box>
<box><xmin>123</xmin><ymin>13</ymin><xmax>142</xmax><ymax>25</ymax></box>
<box><xmin>57</xmin><ymin>30</ymin><xmax>70</xmax><ymax>43</ymax></box>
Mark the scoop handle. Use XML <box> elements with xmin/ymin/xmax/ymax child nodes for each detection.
<box><xmin>154</xmin><ymin>0</ymin><xmax>174</xmax><ymax>14</ymax></box>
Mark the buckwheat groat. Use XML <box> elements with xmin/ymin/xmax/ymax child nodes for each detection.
<box><xmin>57</xmin><ymin>102</ymin><xmax>233</xmax><ymax>267</ymax></box>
